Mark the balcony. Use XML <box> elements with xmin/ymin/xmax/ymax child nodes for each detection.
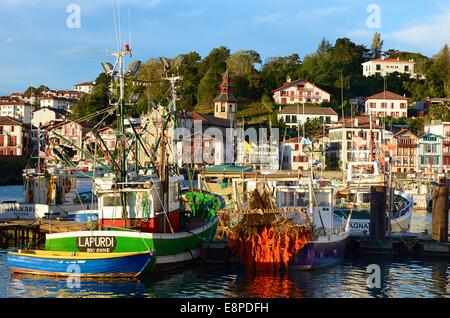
<box><xmin>397</xmin><ymin>142</ymin><xmax>416</xmax><ymax>148</ymax></box>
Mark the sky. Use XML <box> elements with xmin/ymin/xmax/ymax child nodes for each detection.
<box><xmin>0</xmin><ymin>0</ymin><xmax>449</xmax><ymax>95</ymax></box>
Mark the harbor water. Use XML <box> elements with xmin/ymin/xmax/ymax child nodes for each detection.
<box><xmin>0</xmin><ymin>183</ymin><xmax>449</xmax><ymax>298</ymax></box>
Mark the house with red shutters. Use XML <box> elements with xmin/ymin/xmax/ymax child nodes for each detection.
<box><xmin>0</xmin><ymin>116</ymin><xmax>31</xmax><ymax>156</ymax></box>
<box><xmin>273</xmin><ymin>78</ymin><xmax>331</xmax><ymax>105</ymax></box>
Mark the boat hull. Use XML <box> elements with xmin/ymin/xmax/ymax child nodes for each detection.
<box><xmin>44</xmin><ymin>218</ymin><xmax>218</xmax><ymax>271</ymax></box>
<box><xmin>7</xmin><ymin>251</ymin><xmax>151</xmax><ymax>278</ymax></box>
<box><xmin>289</xmin><ymin>233</ymin><xmax>349</xmax><ymax>270</ymax></box>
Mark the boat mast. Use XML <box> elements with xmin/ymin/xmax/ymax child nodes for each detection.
<box><xmin>160</xmin><ymin>70</ymin><xmax>183</xmax><ymax>232</ymax></box>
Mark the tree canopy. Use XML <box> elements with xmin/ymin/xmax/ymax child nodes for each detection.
<box><xmin>69</xmin><ymin>38</ymin><xmax>449</xmax><ymax>126</ymax></box>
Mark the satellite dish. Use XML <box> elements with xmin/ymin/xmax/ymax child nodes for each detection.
<box><xmin>173</xmin><ymin>55</ymin><xmax>184</xmax><ymax>71</ymax></box>
<box><xmin>159</xmin><ymin>57</ymin><xmax>171</xmax><ymax>75</ymax></box>
<box><xmin>101</xmin><ymin>62</ymin><xmax>116</xmax><ymax>76</ymax></box>
<box><xmin>126</xmin><ymin>60</ymin><xmax>142</xmax><ymax>77</ymax></box>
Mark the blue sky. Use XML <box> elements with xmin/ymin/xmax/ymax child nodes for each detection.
<box><xmin>0</xmin><ymin>0</ymin><xmax>449</xmax><ymax>95</ymax></box>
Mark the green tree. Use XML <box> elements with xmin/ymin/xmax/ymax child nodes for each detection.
<box><xmin>260</xmin><ymin>54</ymin><xmax>302</xmax><ymax>95</ymax></box>
<box><xmin>427</xmin><ymin>45</ymin><xmax>450</xmax><ymax>98</ymax></box>
<box><xmin>429</xmin><ymin>104</ymin><xmax>450</xmax><ymax>121</ymax></box>
<box><xmin>226</xmin><ymin>50</ymin><xmax>262</xmax><ymax>100</ymax></box>
<box><xmin>177</xmin><ymin>52</ymin><xmax>202</xmax><ymax>110</ymax></box>
<box><xmin>71</xmin><ymin>73</ymin><xmax>110</xmax><ymax>122</ymax></box>
<box><xmin>317</xmin><ymin>38</ymin><xmax>332</xmax><ymax>55</ymax></box>
<box><xmin>196</xmin><ymin>47</ymin><xmax>230</xmax><ymax>107</ymax></box>
<box><xmin>371</xmin><ymin>32</ymin><xmax>383</xmax><ymax>59</ymax></box>
<box><xmin>304</xmin><ymin>118</ymin><xmax>324</xmax><ymax>138</ymax></box>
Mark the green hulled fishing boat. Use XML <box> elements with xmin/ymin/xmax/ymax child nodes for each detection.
<box><xmin>44</xmin><ymin>39</ymin><xmax>223</xmax><ymax>271</ymax></box>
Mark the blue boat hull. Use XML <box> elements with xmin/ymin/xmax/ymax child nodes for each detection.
<box><xmin>7</xmin><ymin>252</ymin><xmax>151</xmax><ymax>278</ymax></box>
<box><xmin>290</xmin><ymin>237</ymin><xmax>348</xmax><ymax>270</ymax></box>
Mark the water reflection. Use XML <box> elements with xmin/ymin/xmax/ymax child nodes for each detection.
<box><xmin>0</xmin><ymin>251</ymin><xmax>448</xmax><ymax>298</ymax></box>
<box><xmin>7</xmin><ymin>274</ymin><xmax>146</xmax><ymax>298</ymax></box>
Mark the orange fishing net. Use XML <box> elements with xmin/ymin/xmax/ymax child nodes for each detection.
<box><xmin>220</xmin><ymin>209</ymin><xmax>312</xmax><ymax>273</ymax></box>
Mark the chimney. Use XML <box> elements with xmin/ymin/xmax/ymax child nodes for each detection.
<box><xmin>354</xmin><ymin>118</ymin><xmax>358</xmax><ymax>127</ymax></box>
<box><xmin>397</xmin><ymin>57</ymin><xmax>400</xmax><ymax>61</ymax></box>
<box><xmin>381</xmin><ymin>56</ymin><xmax>385</xmax><ymax>60</ymax></box>
<box><xmin>286</xmin><ymin>76</ymin><xmax>291</xmax><ymax>83</ymax></box>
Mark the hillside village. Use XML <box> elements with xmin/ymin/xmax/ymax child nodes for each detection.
<box><xmin>0</xmin><ymin>35</ymin><xmax>449</xmax><ymax>180</ymax></box>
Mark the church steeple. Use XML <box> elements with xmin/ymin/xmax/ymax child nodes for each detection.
<box><xmin>214</xmin><ymin>70</ymin><xmax>237</xmax><ymax>126</ymax></box>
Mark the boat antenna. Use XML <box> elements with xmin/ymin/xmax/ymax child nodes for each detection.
<box><xmin>128</xmin><ymin>8</ymin><xmax>132</xmax><ymax>57</ymax></box>
<box><xmin>111</xmin><ymin>0</ymin><xmax>120</xmax><ymax>52</ymax></box>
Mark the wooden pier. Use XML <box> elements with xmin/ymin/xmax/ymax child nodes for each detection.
<box><xmin>347</xmin><ymin>233</ymin><xmax>450</xmax><ymax>258</ymax></box>
<box><xmin>0</xmin><ymin>220</ymin><xmax>94</xmax><ymax>249</ymax></box>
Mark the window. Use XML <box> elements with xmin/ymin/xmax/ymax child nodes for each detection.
<box><xmin>381</xmin><ymin>103</ymin><xmax>387</xmax><ymax>109</ymax></box>
<box><xmin>221</xmin><ymin>104</ymin><xmax>225</xmax><ymax>112</ymax></box>
<box><xmin>103</xmin><ymin>195</ymin><xmax>121</xmax><ymax>207</ymax></box>
<box><xmin>376</xmin><ymin>64</ymin><xmax>381</xmax><ymax>71</ymax></box>
<box><xmin>404</xmin><ymin>65</ymin><xmax>409</xmax><ymax>72</ymax></box>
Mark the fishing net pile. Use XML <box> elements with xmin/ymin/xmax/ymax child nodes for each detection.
<box><xmin>218</xmin><ymin>189</ymin><xmax>312</xmax><ymax>272</ymax></box>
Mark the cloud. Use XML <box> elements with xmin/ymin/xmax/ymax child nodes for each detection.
<box><xmin>174</xmin><ymin>9</ymin><xmax>206</xmax><ymax>18</ymax></box>
<box><xmin>298</xmin><ymin>5</ymin><xmax>349</xmax><ymax>18</ymax></box>
<box><xmin>253</xmin><ymin>13</ymin><xmax>282</xmax><ymax>26</ymax></box>
<box><xmin>385</xmin><ymin>12</ymin><xmax>450</xmax><ymax>53</ymax></box>
<box><xmin>345</xmin><ymin>29</ymin><xmax>375</xmax><ymax>40</ymax></box>
<box><xmin>54</xmin><ymin>46</ymin><xmax>105</xmax><ymax>59</ymax></box>
<box><xmin>1</xmin><ymin>37</ymin><xmax>16</xmax><ymax>45</ymax></box>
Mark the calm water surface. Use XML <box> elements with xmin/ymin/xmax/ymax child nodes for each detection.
<box><xmin>0</xmin><ymin>183</ymin><xmax>448</xmax><ymax>298</ymax></box>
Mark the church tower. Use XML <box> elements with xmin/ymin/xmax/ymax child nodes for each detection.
<box><xmin>214</xmin><ymin>71</ymin><xmax>237</xmax><ymax>127</ymax></box>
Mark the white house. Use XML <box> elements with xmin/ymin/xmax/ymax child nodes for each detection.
<box><xmin>74</xmin><ymin>82</ymin><xmax>95</xmax><ymax>94</ymax></box>
<box><xmin>280</xmin><ymin>137</ymin><xmax>311</xmax><ymax>171</ymax></box>
<box><xmin>327</xmin><ymin>116</ymin><xmax>394</xmax><ymax>171</ymax></box>
<box><xmin>277</xmin><ymin>106</ymin><xmax>338</xmax><ymax>129</ymax></box>
<box><xmin>365</xmin><ymin>90</ymin><xmax>408</xmax><ymax>118</ymax></box>
<box><xmin>0</xmin><ymin>101</ymin><xmax>32</xmax><ymax>124</ymax></box>
<box><xmin>417</xmin><ymin>133</ymin><xmax>443</xmax><ymax>178</ymax></box>
<box><xmin>40</xmin><ymin>96</ymin><xmax>75</xmax><ymax>112</ymax></box>
<box><xmin>424</xmin><ymin>120</ymin><xmax>450</xmax><ymax>172</ymax></box>
<box><xmin>32</xmin><ymin>107</ymin><xmax>69</xmax><ymax>128</ymax></box>
<box><xmin>0</xmin><ymin>116</ymin><xmax>31</xmax><ymax>156</ymax></box>
<box><xmin>273</xmin><ymin>78</ymin><xmax>331</xmax><ymax>105</ymax></box>
<box><xmin>362</xmin><ymin>57</ymin><xmax>420</xmax><ymax>78</ymax></box>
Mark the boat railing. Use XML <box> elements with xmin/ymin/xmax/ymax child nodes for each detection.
<box><xmin>315</xmin><ymin>226</ymin><xmax>347</xmax><ymax>238</ymax></box>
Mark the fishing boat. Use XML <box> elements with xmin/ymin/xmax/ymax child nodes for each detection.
<box><xmin>0</xmin><ymin>166</ymin><xmax>85</xmax><ymax>221</ymax></box>
<box><xmin>211</xmin><ymin>166</ymin><xmax>350</xmax><ymax>271</ymax></box>
<box><xmin>334</xmin><ymin>161</ymin><xmax>414</xmax><ymax>236</ymax></box>
<box><xmin>43</xmin><ymin>42</ymin><xmax>223</xmax><ymax>272</ymax></box>
<box><xmin>7</xmin><ymin>250</ymin><xmax>152</xmax><ymax>278</ymax></box>
<box><xmin>276</xmin><ymin>182</ymin><xmax>351</xmax><ymax>270</ymax></box>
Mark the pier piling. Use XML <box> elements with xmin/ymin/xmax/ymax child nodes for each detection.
<box><xmin>370</xmin><ymin>186</ymin><xmax>387</xmax><ymax>240</ymax></box>
<box><xmin>431</xmin><ymin>184</ymin><xmax>449</xmax><ymax>243</ymax></box>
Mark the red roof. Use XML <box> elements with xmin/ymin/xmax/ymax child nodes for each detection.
<box><xmin>279</xmin><ymin>106</ymin><xmax>338</xmax><ymax>116</ymax></box>
<box><xmin>0</xmin><ymin>116</ymin><xmax>25</xmax><ymax>126</ymax></box>
<box><xmin>74</xmin><ymin>82</ymin><xmax>95</xmax><ymax>87</ymax></box>
<box><xmin>336</xmin><ymin>116</ymin><xmax>383</xmax><ymax>129</ymax></box>
<box><xmin>0</xmin><ymin>101</ymin><xmax>30</xmax><ymax>106</ymax></box>
<box><xmin>393</xmin><ymin>128</ymin><xmax>417</xmax><ymax>138</ymax></box>
<box><xmin>272</xmin><ymin>78</ymin><xmax>331</xmax><ymax>95</ymax></box>
<box><xmin>366</xmin><ymin>90</ymin><xmax>408</xmax><ymax>101</ymax></box>
<box><xmin>368</xmin><ymin>57</ymin><xmax>415</xmax><ymax>64</ymax></box>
